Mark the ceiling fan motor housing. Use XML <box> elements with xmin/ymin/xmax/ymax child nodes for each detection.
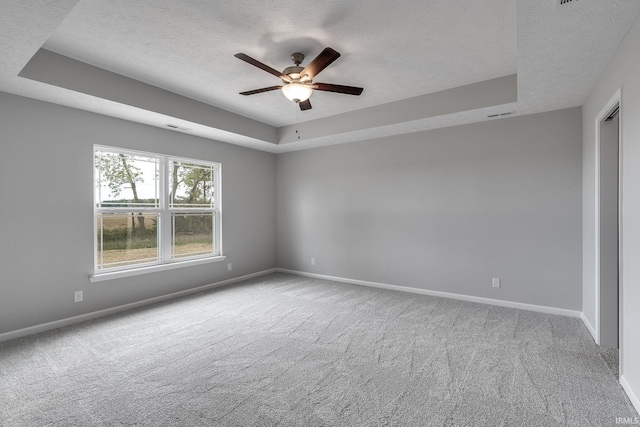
<box><xmin>282</xmin><ymin>66</ymin><xmax>304</xmax><ymax>82</ymax></box>
<box><xmin>283</xmin><ymin>52</ymin><xmax>306</xmax><ymax>82</ymax></box>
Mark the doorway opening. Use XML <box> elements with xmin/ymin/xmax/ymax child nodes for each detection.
<box><xmin>597</xmin><ymin>97</ymin><xmax>620</xmax><ymax>369</ymax></box>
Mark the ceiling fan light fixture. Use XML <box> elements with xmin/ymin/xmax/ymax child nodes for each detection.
<box><xmin>282</xmin><ymin>82</ymin><xmax>312</xmax><ymax>103</ymax></box>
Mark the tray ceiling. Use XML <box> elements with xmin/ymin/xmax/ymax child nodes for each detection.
<box><xmin>1</xmin><ymin>0</ymin><xmax>639</xmax><ymax>152</ymax></box>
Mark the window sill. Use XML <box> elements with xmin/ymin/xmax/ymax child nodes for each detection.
<box><xmin>89</xmin><ymin>255</ymin><xmax>226</xmax><ymax>283</ymax></box>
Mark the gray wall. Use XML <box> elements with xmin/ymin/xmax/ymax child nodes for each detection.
<box><xmin>582</xmin><ymin>13</ymin><xmax>640</xmax><ymax>409</ymax></box>
<box><xmin>277</xmin><ymin>108</ymin><xmax>583</xmax><ymax>310</ymax></box>
<box><xmin>0</xmin><ymin>92</ymin><xmax>277</xmax><ymax>334</ymax></box>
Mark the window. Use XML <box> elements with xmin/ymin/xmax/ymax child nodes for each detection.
<box><xmin>94</xmin><ymin>146</ymin><xmax>221</xmax><ymax>274</ymax></box>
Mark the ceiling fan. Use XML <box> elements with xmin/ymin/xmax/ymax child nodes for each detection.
<box><xmin>234</xmin><ymin>47</ymin><xmax>363</xmax><ymax>111</ymax></box>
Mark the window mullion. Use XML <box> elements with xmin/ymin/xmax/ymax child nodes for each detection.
<box><xmin>216</xmin><ymin>164</ymin><xmax>222</xmax><ymax>256</ymax></box>
<box><xmin>160</xmin><ymin>156</ymin><xmax>172</xmax><ymax>262</ymax></box>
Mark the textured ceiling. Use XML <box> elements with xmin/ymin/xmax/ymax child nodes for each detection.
<box><xmin>43</xmin><ymin>0</ymin><xmax>517</xmax><ymax>127</ymax></box>
<box><xmin>1</xmin><ymin>0</ymin><xmax>640</xmax><ymax>152</ymax></box>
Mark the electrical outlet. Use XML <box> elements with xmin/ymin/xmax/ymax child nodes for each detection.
<box><xmin>311</xmin><ymin>258</ymin><xmax>315</xmax><ymax>266</ymax></box>
<box><xmin>492</xmin><ymin>278</ymin><xmax>501</xmax><ymax>288</ymax></box>
<box><xmin>74</xmin><ymin>290</ymin><xmax>83</xmax><ymax>302</ymax></box>
<box><xmin>227</xmin><ymin>263</ymin><xmax>232</xmax><ymax>271</ymax></box>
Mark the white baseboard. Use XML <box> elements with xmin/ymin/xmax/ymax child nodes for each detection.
<box><xmin>621</xmin><ymin>375</ymin><xmax>640</xmax><ymax>416</ymax></box>
<box><xmin>581</xmin><ymin>312</ymin><xmax>599</xmax><ymax>344</ymax></box>
<box><xmin>0</xmin><ymin>269</ymin><xmax>276</xmax><ymax>343</ymax></box>
<box><xmin>0</xmin><ymin>267</ymin><xmax>584</xmax><ymax>343</ymax></box>
<box><xmin>276</xmin><ymin>268</ymin><xmax>582</xmax><ymax>318</ymax></box>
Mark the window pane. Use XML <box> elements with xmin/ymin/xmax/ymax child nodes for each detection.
<box><xmin>170</xmin><ymin>161</ymin><xmax>215</xmax><ymax>208</ymax></box>
<box><xmin>96</xmin><ymin>213</ymin><xmax>159</xmax><ymax>269</ymax></box>
<box><xmin>172</xmin><ymin>213</ymin><xmax>214</xmax><ymax>259</ymax></box>
<box><xmin>95</xmin><ymin>151</ymin><xmax>159</xmax><ymax>208</ymax></box>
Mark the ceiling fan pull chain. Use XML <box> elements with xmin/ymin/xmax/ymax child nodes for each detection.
<box><xmin>296</xmin><ymin>105</ymin><xmax>301</xmax><ymax>140</ymax></box>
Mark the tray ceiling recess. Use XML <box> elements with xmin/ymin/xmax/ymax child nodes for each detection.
<box><xmin>2</xmin><ymin>0</ymin><xmax>640</xmax><ymax>152</ymax></box>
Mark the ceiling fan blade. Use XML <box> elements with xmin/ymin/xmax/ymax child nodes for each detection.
<box><xmin>313</xmin><ymin>83</ymin><xmax>363</xmax><ymax>95</ymax></box>
<box><xmin>299</xmin><ymin>99</ymin><xmax>312</xmax><ymax>111</ymax></box>
<box><xmin>234</xmin><ymin>53</ymin><xmax>291</xmax><ymax>82</ymax></box>
<box><xmin>239</xmin><ymin>86</ymin><xmax>282</xmax><ymax>96</ymax></box>
<box><xmin>300</xmin><ymin>47</ymin><xmax>340</xmax><ymax>80</ymax></box>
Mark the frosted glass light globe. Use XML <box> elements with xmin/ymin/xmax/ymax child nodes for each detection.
<box><xmin>282</xmin><ymin>83</ymin><xmax>312</xmax><ymax>102</ymax></box>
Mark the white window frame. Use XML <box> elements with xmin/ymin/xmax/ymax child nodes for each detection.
<box><xmin>91</xmin><ymin>145</ymin><xmax>224</xmax><ymax>282</ymax></box>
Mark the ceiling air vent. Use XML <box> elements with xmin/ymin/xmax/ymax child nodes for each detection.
<box><xmin>557</xmin><ymin>0</ymin><xmax>578</xmax><ymax>7</ymax></box>
<box><xmin>165</xmin><ymin>124</ymin><xmax>192</xmax><ymax>132</ymax></box>
<box><xmin>487</xmin><ymin>111</ymin><xmax>514</xmax><ymax>119</ymax></box>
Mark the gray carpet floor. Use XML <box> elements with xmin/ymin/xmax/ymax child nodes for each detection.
<box><xmin>0</xmin><ymin>273</ymin><xmax>637</xmax><ymax>426</ymax></box>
